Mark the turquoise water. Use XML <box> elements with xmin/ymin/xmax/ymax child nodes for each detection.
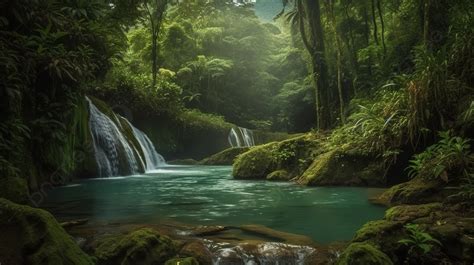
<box><xmin>42</xmin><ymin>166</ymin><xmax>385</xmax><ymax>244</ymax></box>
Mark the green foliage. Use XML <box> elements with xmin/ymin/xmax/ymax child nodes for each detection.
<box><xmin>407</xmin><ymin>131</ymin><xmax>472</xmax><ymax>182</ymax></box>
<box><xmin>398</xmin><ymin>223</ymin><xmax>441</xmax><ymax>255</ymax></box>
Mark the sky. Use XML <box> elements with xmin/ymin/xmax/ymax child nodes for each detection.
<box><xmin>253</xmin><ymin>0</ymin><xmax>284</xmax><ymax>21</ymax></box>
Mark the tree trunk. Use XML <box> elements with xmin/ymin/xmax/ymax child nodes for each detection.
<box><xmin>376</xmin><ymin>0</ymin><xmax>386</xmax><ymax>56</ymax></box>
<box><xmin>327</xmin><ymin>0</ymin><xmax>344</xmax><ymax>124</ymax></box>
<box><xmin>301</xmin><ymin>0</ymin><xmax>330</xmax><ymax>130</ymax></box>
<box><xmin>371</xmin><ymin>0</ymin><xmax>379</xmax><ymax>46</ymax></box>
<box><xmin>152</xmin><ymin>26</ymin><xmax>157</xmax><ymax>88</ymax></box>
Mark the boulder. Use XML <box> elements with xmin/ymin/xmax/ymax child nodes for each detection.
<box><xmin>0</xmin><ymin>198</ymin><xmax>94</xmax><ymax>265</ymax></box>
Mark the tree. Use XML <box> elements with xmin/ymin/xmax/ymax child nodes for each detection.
<box><xmin>279</xmin><ymin>0</ymin><xmax>331</xmax><ymax>130</ymax></box>
<box><xmin>143</xmin><ymin>0</ymin><xmax>168</xmax><ymax>88</ymax></box>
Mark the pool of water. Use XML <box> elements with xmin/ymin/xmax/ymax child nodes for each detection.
<box><xmin>42</xmin><ymin>165</ymin><xmax>386</xmax><ymax>244</ymax></box>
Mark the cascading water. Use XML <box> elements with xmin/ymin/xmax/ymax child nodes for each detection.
<box><xmin>228</xmin><ymin>127</ymin><xmax>255</xmax><ymax>148</ymax></box>
<box><xmin>126</xmin><ymin>120</ymin><xmax>166</xmax><ymax>171</ymax></box>
<box><xmin>86</xmin><ymin>97</ymin><xmax>165</xmax><ymax>177</ymax></box>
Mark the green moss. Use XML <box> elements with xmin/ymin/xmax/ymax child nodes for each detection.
<box><xmin>0</xmin><ymin>176</ymin><xmax>29</xmax><ymax>204</ymax></box>
<box><xmin>94</xmin><ymin>228</ymin><xmax>176</xmax><ymax>265</ymax></box>
<box><xmin>300</xmin><ymin>149</ymin><xmax>385</xmax><ymax>186</ymax></box>
<box><xmin>266</xmin><ymin>170</ymin><xmax>290</xmax><ymax>181</ymax></box>
<box><xmin>232</xmin><ymin>142</ymin><xmax>279</xmax><ymax>179</ymax></box>
<box><xmin>337</xmin><ymin>242</ymin><xmax>393</xmax><ymax>265</ymax></box>
<box><xmin>165</xmin><ymin>257</ymin><xmax>199</xmax><ymax>265</ymax></box>
<box><xmin>385</xmin><ymin>203</ymin><xmax>442</xmax><ymax>222</ymax></box>
<box><xmin>0</xmin><ymin>198</ymin><xmax>94</xmax><ymax>265</ymax></box>
<box><xmin>232</xmin><ymin>133</ymin><xmax>320</xmax><ymax>180</ymax></box>
<box><xmin>199</xmin><ymin>147</ymin><xmax>250</xmax><ymax>165</ymax></box>
<box><xmin>374</xmin><ymin>177</ymin><xmax>444</xmax><ymax>206</ymax></box>
<box><xmin>353</xmin><ymin>220</ymin><xmax>404</xmax><ymax>243</ymax></box>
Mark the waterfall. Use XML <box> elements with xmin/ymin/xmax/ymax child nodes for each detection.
<box><xmin>86</xmin><ymin>97</ymin><xmax>165</xmax><ymax>177</ymax></box>
<box><xmin>126</xmin><ymin>120</ymin><xmax>166</xmax><ymax>171</ymax></box>
<box><xmin>228</xmin><ymin>127</ymin><xmax>255</xmax><ymax>148</ymax></box>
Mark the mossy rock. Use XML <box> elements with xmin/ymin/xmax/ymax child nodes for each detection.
<box><xmin>373</xmin><ymin>177</ymin><xmax>445</xmax><ymax>206</ymax></box>
<box><xmin>199</xmin><ymin>147</ymin><xmax>250</xmax><ymax>165</ymax></box>
<box><xmin>0</xmin><ymin>198</ymin><xmax>94</xmax><ymax>265</ymax></box>
<box><xmin>0</xmin><ymin>176</ymin><xmax>29</xmax><ymax>204</ymax></box>
<box><xmin>178</xmin><ymin>241</ymin><xmax>212</xmax><ymax>265</ymax></box>
<box><xmin>233</xmin><ymin>134</ymin><xmax>320</xmax><ymax>180</ymax></box>
<box><xmin>337</xmin><ymin>242</ymin><xmax>393</xmax><ymax>265</ymax></box>
<box><xmin>353</xmin><ymin>220</ymin><xmax>404</xmax><ymax>243</ymax></box>
<box><xmin>165</xmin><ymin>257</ymin><xmax>199</xmax><ymax>265</ymax></box>
<box><xmin>300</xmin><ymin>149</ymin><xmax>385</xmax><ymax>186</ymax></box>
<box><xmin>232</xmin><ymin>142</ymin><xmax>279</xmax><ymax>179</ymax></box>
<box><xmin>94</xmin><ymin>228</ymin><xmax>176</xmax><ymax>265</ymax></box>
<box><xmin>384</xmin><ymin>203</ymin><xmax>442</xmax><ymax>222</ymax></box>
<box><xmin>266</xmin><ymin>170</ymin><xmax>290</xmax><ymax>181</ymax></box>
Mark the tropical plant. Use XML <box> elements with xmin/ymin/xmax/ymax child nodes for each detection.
<box><xmin>407</xmin><ymin>131</ymin><xmax>472</xmax><ymax>182</ymax></box>
<box><xmin>399</xmin><ymin>223</ymin><xmax>441</xmax><ymax>256</ymax></box>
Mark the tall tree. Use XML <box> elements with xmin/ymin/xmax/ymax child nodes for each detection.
<box><xmin>376</xmin><ymin>0</ymin><xmax>386</xmax><ymax>56</ymax></box>
<box><xmin>143</xmin><ymin>0</ymin><xmax>168</xmax><ymax>87</ymax></box>
<box><xmin>279</xmin><ymin>0</ymin><xmax>331</xmax><ymax>130</ymax></box>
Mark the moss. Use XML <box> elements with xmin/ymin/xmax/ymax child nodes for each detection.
<box><xmin>199</xmin><ymin>147</ymin><xmax>250</xmax><ymax>165</ymax></box>
<box><xmin>178</xmin><ymin>241</ymin><xmax>212</xmax><ymax>265</ymax></box>
<box><xmin>232</xmin><ymin>133</ymin><xmax>320</xmax><ymax>180</ymax></box>
<box><xmin>337</xmin><ymin>242</ymin><xmax>393</xmax><ymax>265</ymax></box>
<box><xmin>353</xmin><ymin>220</ymin><xmax>404</xmax><ymax>243</ymax></box>
<box><xmin>266</xmin><ymin>170</ymin><xmax>290</xmax><ymax>181</ymax></box>
<box><xmin>300</xmin><ymin>149</ymin><xmax>385</xmax><ymax>186</ymax></box>
<box><xmin>165</xmin><ymin>257</ymin><xmax>199</xmax><ymax>265</ymax></box>
<box><xmin>384</xmin><ymin>203</ymin><xmax>442</xmax><ymax>222</ymax></box>
<box><xmin>373</xmin><ymin>177</ymin><xmax>444</xmax><ymax>206</ymax></box>
<box><xmin>0</xmin><ymin>198</ymin><xmax>94</xmax><ymax>265</ymax></box>
<box><xmin>94</xmin><ymin>228</ymin><xmax>176</xmax><ymax>265</ymax></box>
<box><xmin>232</xmin><ymin>142</ymin><xmax>279</xmax><ymax>179</ymax></box>
<box><xmin>0</xmin><ymin>176</ymin><xmax>29</xmax><ymax>204</ymax></box>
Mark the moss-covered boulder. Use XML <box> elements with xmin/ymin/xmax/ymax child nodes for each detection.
<box><xmin>94</xmin><ymin>228</ymin><xmax>176</xmax><ymax>265</ymax></box>
<box><xmin>299</xmin><ymin>149</ymin><xmax>385</xmax><ymax>186</ymax></box>
<box><xmin>372</xmin><ymin>177</ymin><xmax>445</xmax><ymax>206</ymax></box>
<box><xmin>266</xmin><ymin>169</ymin><xmax>290</xmax><ymax>181</ymax></box>
<box><xmin>165</xmin><ymin>257</ymin><xmax>199</xmax><ymax>265</ymax></box>
<box><xmin>233</xmin><ymin>134</ymin><xmax>320</xmax><ymax>180</ymax></box>
<box><xmin>199</xmin><ymin>147</ymin><xmax>250</xmax><ymax>165</ymax></box>
<box><xmin>337</xmin><ymin>242</ymin><xmax>393</xmax><ymax>265</ymax></box>
<box><xmin>0</xmin><ymin>176</ymin><xmax>29</xmax><ymax>204</ymax></box>
<box><xmin>384</xmin><ymin>203</ymin><xmax>442</xmax><ymax>222</ymax></box>
<box><xmin>178</xmin><ymin>241</ymin><xmax>212</xmax><ymax>265</ymax></box>
<box><xmin>0</xmin><ymin>198</ymin><xmax>94</xmax><ymax>265</ymax></box>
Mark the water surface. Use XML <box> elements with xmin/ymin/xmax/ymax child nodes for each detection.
<box><xmin>42</xmin><ymin>166</ymin><xmax>385</xmax><ymax>243</ymax></box>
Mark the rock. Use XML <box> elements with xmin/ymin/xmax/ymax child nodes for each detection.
<box><xmin>239</xmin><ymin>224</ymin><xmax>314</xmax><ymax>246</ymax></box>
<box><xmin>0</xmin><ymin>198</ymin><xmax>94</xmax><ymax>265</ymax></box>
<box><xmin>384</xmin><ymin>203</ymin><xmax>443</xmax><ymax>222</ymax></box>
<box><xmin>372</xmin><ymin>177</ymin><xmax>447</xmax><ymax>206</ymax></box>
<box><xmin>165</xmin><ymin>257</ymin><xmax>199</xmax><ymax>265</ymax></box>
<box><xmin>0</xmin><ymin>176</ymin><xmax>29</xmax><ymax>204</ymax></box>
<box><xmin>299</xmin><ymin>149</ymin><xmax>385</xmax><ymax>186</ymax></box>
<box><xmin>353</xmin><ymin>220</ymin><xmax>404</xmax><ymax>244</ymax></box>
<box><xmin>266</xmin><ymin>170</ymin><xmax>290</xmax><ymax>181</ymax></box>
<box><xmin>336</xmin><ymin>242</ymin><xmax>393</xmax><ymax>265</ymax></box>
<box><xmin>94</xmin><ymin>228</ymin><xmax>176</xmax><ymax>265</ymax></box>
<box><xmin>190</xmin><ymin>225</ymin><xmax>228</xmax><ymax>236</ymax></box>
<box><xmin>233</xmin><ymin>134</ymin><xmax>320</xmax><ymax>180</ymax></box>
<box><xmin>61</xmin><ymin>218</ymin><xmax>89</xmax><ymax>228</ymax></box>
<box><xmin>199</xmin><ymin>147</ymin><xmax>249</xmax><ymax>165</ymax></box>
<box><xmin>179</xmin><ymin>241</ymin><xmax>213</xmax><ymax>265</ymax></box>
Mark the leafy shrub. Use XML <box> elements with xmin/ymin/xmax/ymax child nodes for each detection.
<box><xmin>399</xmin><ymin>223</ymin><xmax>441</xmax><ymax>255</ymax></box>
<box><xmin>407</xmin><ymin>131</ymin><xmax>472</xmax><ymax>182</ymax></box>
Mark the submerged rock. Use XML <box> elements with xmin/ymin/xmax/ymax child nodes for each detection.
<box><xmin>239</xmin><ymin>224</ymin><xmax>314</xmax><ymax>246</ymax></box>
<box><xmin>199</xmin><ymin>147</ymin><xmax>249</xmax><ymax>165</ymax></box>
<box><xmin>94</xmin><ymin>228</ymin><xmax>176</xmax><ymax>265</ymax></box>
<box><xmin>0</xmin><ymin>198</ymin><xmax>94</xmax><ymax>265</ymax></box>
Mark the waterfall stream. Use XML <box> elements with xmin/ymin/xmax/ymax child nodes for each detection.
<box><xmin>87</xmin><ymin>97</ymin><xmax>165</xmax><ymax>177</ymax></box>
<box><xmin>228</xmin><ymin>127</ymin><xmax>255</xmax><ymax>148</ymax></box>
